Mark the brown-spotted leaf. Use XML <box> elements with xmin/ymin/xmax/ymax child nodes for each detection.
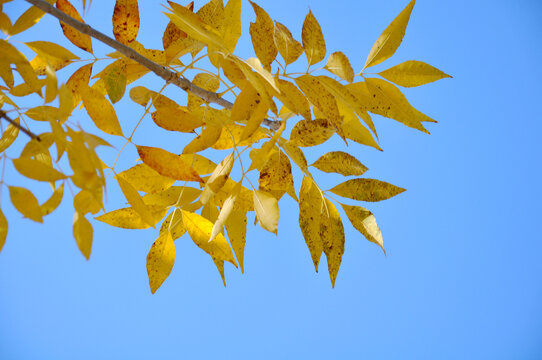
<box><xmin>259</xmin><ymin>150</ymin><xmax>294</xmax><ymax>201</ymax></box>
<box><xmin>341</xmin><ymin>203</ymin><xmax>385</xmax><ymax>254</ymax></box>
<box><xmin>329</xmin><ymin>178</ymin><xmax>405</xmax><ymax>202</ymax></box>
<box><xmin>320</xmin><ymin>198</ymin><xmax>344</xmax><ymax>287</ymax></box>
<box><xmin>274</xmin><ymin>22</ymin><xmax>303</xmax><ymax>65</ymax></box>
<box><xmin>311</xmin><ymin>151</ymin><xmax>368</xmax><ymax>176</ymax></box>
<box><xmin>248</xmin><ymin>1</ymin><xmax>277</xmax><ymax>70</ymax></box>
<box><xmin>112</xmin><ymin>0</ymin><xmax>140</xmax><ymax>45</ymax></box>
<box><xmin>276</xmin><ymin>79</ymin><xmax>311</xmax><ymax>120</ymax></box>
<box><xmin>302</xmin><ymin>10</ymin><xmax>326</xmax><ymax>66</ymax></box>
<box><xmin>289</xmin><ymin>118</ymin><xmax>335</xmax><ymax>147</ymax></box>
<box><xmin>223</xmin><ymin>0</ymin><xmax>241</xmax><ymax>52</ymax></box>
<box><xmin>298</xmin><ymin>176</ymin><xmax>324</xmax><ymax>271</ymax></box>
<box><xmin>147</xmin><ymin>231</ymin><xmax>176</xmax><ymax>293</ymax></box>
<box><xmin>56</xmin><ymin>0</ymin><xmax>93</xmax><ymax>53</ymax></box>
<box><xmin>95</xmin><ymin>205</ymin><xmax>168</xmax><ymax>229</ymax></box>
<box><xmin>136</xmin><ymin>145</ymin><xmax>203</xmax><ymax>183</ymax></box>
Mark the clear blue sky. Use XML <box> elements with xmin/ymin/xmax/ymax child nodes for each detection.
<box><xmin>1</xmin><ymin>0</ymin><xmax>541</xmax><ymax>359</ymax></box>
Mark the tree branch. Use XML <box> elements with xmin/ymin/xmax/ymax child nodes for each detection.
<box><xmin>0</xmin><ymin>111</ymin><xmax>41</xmax><ymax>141</ymax></box>
<box><xmin>25</xmin><ymin>0</ymin><xmax>280</xmax><ymax>130</ymax></box>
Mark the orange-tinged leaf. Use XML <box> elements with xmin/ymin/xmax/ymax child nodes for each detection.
<box><xmin>299</xmin><ymin>177</ymin><xmax>324</xmax><ymax>271</ymax></box>
<box><xmin>364</xmin><ymin>0</ymin><xmax>415</xmax><ymax>69</ymax></box>
<box><xmin>0</xmin><ymin>118</ymin><xmax>19</xmax><ymax>152</ymax></box>
<box><xmin>311</xmin><ymin>151</ymin><xmax>368</xmax><ymax>176</ymax></box>
<box><xmin>253</xmin><ymin>190</ymin><xmax>279</xmax><ymax>234</ymax></box>
<box><xmin>113</xmin><ymin>0</ymin><xmax>140</xmax><ymax>45</ymax></box>
<box><xmin>73</xmin><ymin>212</ymin><xmax>92</xmax><ymax>259</ymax></box>
<box><xmin>56</xmin><ymin>0</ymin><xmax>93</xmax><ymax>52</ymax></box>
<box><xmin>117</xmin><ymin>163</ymin><xmax>175</xmax><ymax>194</ymax></box>
<box><xmin>9</xmin><ymin>186</ymin><xmax>43</xmax><ymax>223</ymax></box>
<box><xmin>13</xmin><ymin>157</ymin><xmax>67</xmax><ymax>182</ymax></box>
<box><xmin>225</xmin><ymin>209</ymin><xmax>246</xmax><ymax>272</ymax></box>
<box><xmin>341</xmin><ymin>203</ymin><xmax>385</xmax><ymax>254</ymax></box>
<box><xmin>273</xmin><ymin>22</ymin><xmax>303</xmax><ymax>65</ymax></box>
<box><xmin>0</xmin><ymin>209</ymin><xmax>7</xmax><ymax>253</ymax></box>
<box><xmin>329</xmin><ymin>178</ymin><xmax>405</xmax><ymax>202</ymax></box>
<box><xmin>146</xmin><ymin>231</ymin><xmax>176</xmax><ymax>293</ymax></box>
<box><xmin>117</xmin><ymin>176</ymin><xmax>156</xmax><ymax>228</ymax></box>
<box><xmin>378</xmin><ymin>60</ymin><xmax>452</xmax><ymax>87</ymax></box>
<box><xmin>136</xmin><ymin>145</ymin><xmax>202</xmax><ymax>183</ymax></box>
<box><xmin>81</xmin><ymin>86</ymin><xmax>124</xmax><ymax>136</ymax></box>
<box><xmin>302</xmin><ymin>10</ymin><xmax>326</xmax><ymax>66</ymax></box>
<box><xmin>40</xmin><ymin>183</ymin><xmax>64</xmax><ymax>216</ymax></box>
<box><xmin>325</xmin><ymin>51</ymin><xmax>355</xmax><ymax>83</ymax></box>
<box><xmin>95</xmin><ymin>205</ymin><xmax>167</xmax><ymax>229</ymax></box>
<box><xmin>320</xmin><ymin>198</ymin><xmax>344</xmax><ymax>287</ymax></box>
<box><xmin>181</xmin><ymin>210</ymin><xmax>237</xmax><ymax>265</ymax></box>
<box><xmin>289</xmin><ymin>118</ymin><xmax>335</xmax><ymax>147</ymax></box>
<box><xmin>248</xmin><ymin>1</ymin><xmax>277</xmax><ymax>70</ymax></box>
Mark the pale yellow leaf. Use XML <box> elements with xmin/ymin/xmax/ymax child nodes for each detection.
<box><xmin>117</xmin><ymin>176</ymin><xmax>156</xmax><ymax>228</ymax></box>
<box><xmin>273</xmin><ymin>22</ymin><xmax>303</xmax><ymax>65</ymax></box>
<box><xmin>213</xmin><ymin>179</ymin><xmax>254</xmax><ymax>212</ymax></box>
<box><xmin>364</xmin><ymin>0</ymin><xmax>415</xmax><ymax>69</ymax></box>
<box><xmin>325</xmin><ymin>51</ymin><xmax>355</xmax><ymax>83</ymax></box>
<box><xmin>136</xmin><ymin>145</ymin><xmax>203</xmax><ymax>183</ymax></box>
<box><xmin>113</xmin><ymin>0</ymin><xmax>140</xmax><ymax>45</ymax></box>
<box><xmin>302</xmin><ymin>10</ymin><xmax>326</xmax><ymax>66</ymax></box>
<box><xmin>56</xmin><ymin>0</ymin><xmax>93</xmax><ymax>53</ymax></box>
<box><xmin>253</xmin><ymin>190</ymin><xmax>279</xmax><ymax>234</ymax></box>
<box><xmin>181</xmin><ymin>210</ymin><xmax>237</xmax><ymax>265</ymax></box>
<box><xmin>13</xmin><ymin>157</ymin><xmax>67</xmax><ymax>182</ymax></box>
<box><xmin>248</xmin><ymin>1</ymin><xmax>277</xmax><ymax>70</ymax></box>
<box><xmin>9</xmin><ymin>186</ymin><xmax>42</xmax><ymax>223</ymax></box>
<box><xmin>311</xmin><ymin>151</ymin><xmax>368</xmax><ymax>176</ymax></box>
<box><xmin>200</xmin><ymin>152</ymin><xmax>234</xmax><ymax>204</ymax></box>
<box><xmin>225</xmin><ymin>209</ymin><xmax>246</xmax><ymax>273</ymax></box>
<box><xmin>298</xmin><ymin>176</ymin><xmax>324</xmax><ymax>271</ymax></box>
<box><xmin>146</xmin><ymin>231</ymin><xmax>176</xmax><ymax>293</ymax></box>
<box><xmin>341</xmin><ymin>203</ymin><xmax>385</xmax><ymax>254</ymax></box>
<box><xmin>0</xmin><ymin>208</ymin><xmax>7</xmax><ymax>253</ymax></box>
<box><xmin>329</xmin><ymin>178</ymin><xmax>405</xmax><ymax>202</ymax></box>
<box><xmin>95</xmin><ymin>205</ymin><xmax>167</xmax><ymax>229</ymax></box>
<box><xmin>82</xmin><ymin>86</ymin><xmax>124</xmax><ymax>136</ymax></box>
<box><xmin>289</xmin><ymin>118</ymin><xmax>335</xmax><ymax>147</ymax></box>
<box><xmin>378</xmin><ymin>60</ymin><xmax>452</xmax><ymax>87</ymax></box>
<box><xmin>117</xmin><ymin>163</ymin><xmax>175</xmax><ymax>194</ymax></box>
<box><xmin>73</xmin><ymin>211</ymin><xmax>92</xmax><ymax>259</ymax></box>
<box><xmin>320</xmin><ymin>198</ymin><xmax>344</xmax><ymax>287</ymax></box>
<box><xmin>210</xmin><ymin>189</ymin><xmax>237</xmax><ymax>242</ymax></box>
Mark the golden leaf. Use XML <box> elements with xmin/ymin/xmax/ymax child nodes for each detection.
<box><xmin>0</xmin><ymin>117</ymin><xmax>19</xmax><ymax>152</ymax></box>
<box><xmin>0</xmin><ymin>40</ymin><xmax>39</xmax><ymax>91</ymax></box>
<box><xmin>136</xmin><ymin>145</ymin><xmax>203</xmax><ymax>183</ymax></box>
<box><xmin>73</xmin><ymin>212</ymin><xmax>93</xmax><ymax>259</ymax></box>
<box><xmin>73</xmin><ymin>189</ymin><xmax>102</xmax><ymax>215</ymax></box>
<box><xmin>378</xmin><ymin>60</ymin><xmax>452</xmax><ymax>87</ymax></box>
<box><xmin>162</xmin><ymin>1</ymin><xmax>193</xmax><ymax>50</ymax></box>
<box><xmin>25</xmin><ymin>41</ymin><xmax>79</xmax><ymax>63</ymax></box>
<box><xmin>273</xmin><ymin>22</ymin><xmax>303</xmax><ymax>65</ymax></box>
<box><xmin>112</xmin><ymin>0</ymin><xmax>140</xmax><ymax>45</ymax></box>
<box><xmin>181</xmin><ymin>210</ymin><xmax>237</xmax><ymax>266</ymax></box>
<box><xmin>146</xmin><ymin>231</ymin><xmax>176</xmax><ymax>293</ymax></box>
<box><xmin>9</xmin><ymin>186</ymin><xmax>43</xmax><ymax>223</ymax></box>
<box><xmin>212</xmin><ymin>124</ymin><xmax>268</xmax><ymax>150</ymax></box>
<box><xmin>0</xmin><ymin>209</ymin><xmax>7</xmax><ymax>253</ymax></box>
<box><xmin>329</xmin><ymin>178</ymin><xmax>405</xmax><ymax>202</ymax></box>
<box><xmin>151</xmin><ymin>107</ymin><xmax>203</xmax><ymax>133</ymax></box>
<box><xmin>325</xmin><ymin>51</ymin><xmax>355</xmax><ymax>83</ymax></box>
<box><xmin>129</xmin><ymin>86</ymin><xmax>152</xmax><ymax>107</ymax></box>
<box><xmin>160</xmin><ymin>210</ymin><xmax>186</xmax><ymax>240</ymax></box>
<box><xmin>275</xmin><ymin>79</ymin><xmax>311</xmax><ymax>120</ymax></box>
<box><xmin>0</xmin><ymin>61</ymin><xmax>14</xmax><ymax>88</ymax></box>
<box><xmin>337</xmin><ymin>102</ymin><xmax>381</xmax><ymax>150</ymax></box>
<box><xmin>298</xmin><ymin>177</ymin><xmax>324</xmax><ymax>271</ymax></box>
<box><xmin>301</xmin><ymin>10</ymin><xmax>326</xmax><ymax>66</ymax></box>
<box><xmin>259</xmin><ymin>150</ymin><xmax>294</xmax><ymax>201</ymax></box>
<box><xmin>279</xmin><ymin>139</ymin><xmax>308</xmax><ymax>173</ymax></box>
<box><xmin>364</xmin><ymin>0</ymin><xmax>415</xmax><ymax>69</ymax></box>
<box><xmin>25</xmin><ymin>106</ymin><xmax>58</xmax><ymax>122</ymax></box>
<box><xmin>248</xmin><ymin>1</ymin><xmax>277</xmax><ymax>70</ymax></box>
<box><xmin>231</xmin><ymin>83</ymin><xmax>260</xmax><ymax>123</ymax></box>
<box><xmin>341</xmin><ymin>204</ymin><xmax>385</xmax><ymax>254</ymax></box>
<box><xmin>56</xmin><ymin>0</ymin><xmax>93</xmax><ymax>53</ymax></box>
<box><xmin>320</xmin><ymin>198</ymin><xmax>344</xmax><ymax>287</ymax></box>
<box><xmin>66</xmin><ymin>63</ymin><xmax>93</xmax><ymax>106</ymax></box>
<box><xmin>311</xmin><ymin>151</ymin><xmax>368</xmax><ymax>176</ymax></box>
<box><xmin>187</xmin><ymin>73</ymin><xmax>220</xmax><ymax>110</ymax></box>
<box><xmin>253</xmin><ymin>190</ymin><xmax>279</xmax><ymax>234</ymax></box>
<box><xmin>143</xmin><ymin>186</ymin><xmax>200</xmax><ymax>207</ymax></box>
<box><xmin>117</xmin><ymin>163</ymin><xmax>175</xmax><ymax>195</ymax></box>
<box><xmin>182</xmin><ymin>125</ymin><xmax>222</xmax><ymax>154</ymax></box>
<box><xmin>12</xmin><ymin>157</ymin><xmax>67</xmax><ymax>182</ymax></box>
<box><xmin>81</xmin><ymin>86</ymin><xmax>124</xmax><ymax>136</ymax></box>
<box><xmin>223</xmin><ymin>0</ymin><xmax>241</xmax><ymax>53</ymax></box>
<box><xmin>178</xmin><ymin>154</ymin><xmax>217</xmax><ymax>175</ymax></box>
<box><xmin>225</xmin><ymin>209</ymin><xmax>246</xmax><ymax>273</ymax></box>
<box><xmin>95</xmin><ymin>205</ymin><xmax>167</xmax><ymax>229</ymax></box>
<box><xmin>9</xmin><ymin>0</ymin><xmax>55</xmax><ymax>35</ymax></box>
<box><xmin>117</xmin><ymin>176</ymin><xmax>156</xmax><ymax>228</ymax></box>
<box><xmin>289</xmin><ymin>118</ymin><xmax>335</xmax><ymax>147</ymax></box>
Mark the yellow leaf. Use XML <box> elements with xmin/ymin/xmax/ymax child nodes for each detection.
<box><xmin>55</xmin><ymin>0</ymin><xmax>93</xmax><ymax>53</ymax></box>
<box><xmin>378</xmin><ymin>60</ymin><xmax>452</xmax><ymax>87</ymax></box>
<box><xmin>341</xmin><ymin>204</ymin><xmax>385</xmax><ymax>254</ymax></box>
<box><xmin>210</xmin><ymin>188</ymin><xmax>238</xmax><ymax>242</ymax></box>
<box><xmin>311</xmin><ymin>151</ymin><xmax>368</xmax><ymax>176</ymax></box>
<box><xmin>0</xmin><ymin>208</ymin><xmax>7</xmax><ymax>253</ymax></box>
<box><xmin>9</xmin><ymin>186</ymin><xmax>43</xmax><ymax>223</ymax></box>
<box><xmin>223</xmin><ymin>0</ymin><xmax>241</xmax><ymax>53</ymax></box>
<box><xmin>187</xmin><ymin>73</ymin><xmax>220</xmax><ymax>110</ymax></box>
<box><xmin>364</xmin><ymin>0</ymin><xmax>415</xmax><ymax>69</ymax></box>
<box><xmin>73</xmin><ymin>189</ymin><xmax>102</xmax><ymax>215</ymax></box>
<box><xmin>95</xmin><ymin>205</ymin><xmax>167</xmax><ymax>229</ymax></box>
<box><xmin>364</xmin><ymin>78</ymin><xmax>434</xmax><ymax>132</ymax></box>
<box><xmin>212</xmin><ymin>124</ymin><xmax>267</xmax><ymax>150</ymax></box>
<box><xmin>273</xmin><ymin>22</ymin><xmax>303</xmax><ymax>65</ymax></box>
<box><xmin>325</xmin><ymin>51</ymin><xmax>355</xmax><ymax>83</ymax></box>
<box><xmin>66</xmin><ymin>63</ymin><xmax>93</xmax><ymax>106</ymax></box>
<box><xmin>58</xmin><ymin>83</ymin><xmax>74</xmax><ymax>122</ymax></box>
<box><xmin>200</xmin><ymin>152</ymin><xmax>234</xmax><ymax>204</ymax></box>
<box><xmin>102</xmin><ymin>61</ymin><xmax>127</xmax><ymax>103</ymax></box>
<box><xmin>136</xmin><ymin>145</ymin><xmax>203</xmax><ymax>183</ymax></box>
<box><xmin>117</xmin><ymin>163</ymin><xmax>175</xmax><ymax>194</ymax></box>
<box><xmin>12</xmin><ymin>157</ymin><xmax>67</xmax><ymax>182</ymax></box>
<box><xmin>214</xmin><ymin>179</ymin><xmax>254</xmax><ymax>212</ymax></box>
<box><xmin>337</xmin><ymin>102</ymin><xmax>381</xmax><ymax>150</ymax></box>
<box><xmin>117</xmin><ymin>176</ymin><xmax>156</xmax><ymax>228</ymax></box>
<box><xmin>320</xmin><ymin>198</ymin><xmax>344</xmax><ymax>287</ymax></box>
<box><xmin>0</xmin><ymin>61</ymin><xmax>14</xmax><ymax>88</ymax></box>
<box><xmin>178</xmin><ymin>154</ymin><xmax>217</xmax><ymax>175</ymax></box>
<box><xmin>248</xmin><ymin>1</ymin><xmax>277</xmax><ymax>70</ymax></box>
<box><xmin>259</xmin><ymin>150</ymin><xmax>294</xmax><ymax>200</ymax></box>
<box><xmin>196</xmin><ymin>0</ymin><xmax>225</xmax><ymax>33</ymax></box>
<box><xmin>160</xmin><ymin>210</ymin><xmax>186</xmax><ymax>240</ymax></box>
<box><xmin>279</xmin><ymin>139</ymin><xmax>308</xmax><ymax>173</ymax></box>
<box><xmin>25</xmin><ymin>106</ymin><xmax>58</xmax><ymax>122</ymax></box>
<box><xmin>152</xmin><ymin>107</ymin><xmax>203</xmax><ymax>133</ymax></box>
<box><xmin>299</xmin><ymin>177</ymin><xmax>324</xmax><ymax>271</ymax></box>
<box><xmin>129</xmin><ymin>86</ymin><xmax>152</xmax><ymax>107</ymax></box>
<box><xmin>82</xmin><ymin>86</ymin><xmax>124</xmax><ymax>136</ymax></box>
<box><xmin>253</xmin><ymin>190</ymin><xmax>279</xmax><ymax>234</ymax></box>
<box><xmin>212</xmin><ymin>257</ymin><xmax>226</xmax><ymax>286</ymax></box>
<box><xmin>301</xmin><ymin>10</ymin><xmax>326</xmax><ymax>66</ymax></box>
<box><xmin>275</xmin><ymin>79</ymin><xmax>311</xmax><ymax>120</ymax></box>
<box><xmin>225</xmin><ymin>209</ymin><xmax>246</xmax><ymax>273</ymax></box>
<box><xmin>0</xmin><ymin>117</ymin><xmax>19</xmax><ymax>152</ymax></box>
<box><xmin>289</xmin><ymin>118</ymin><xmax>335</xmax><ymax>147</ymax></box>
<box><xmin>73</xmin><ymin>212</ymin><xmax>93</xmax><ymax>259</ymax></box>
<box><xmin>143</xmin><ymin>186</ymin><xmax>201</xmax><ymax>207</ymax></box>
<box><xmin>181</xmin><ymin>210</ymin><xmax>237</xmax><ymax>265</ymax></box>
<box><xmin>9</xmin><ymin>1</ymin><xmax>54</xmax><ymax>35</ymax></box>
<box><xmin>0</xmin><ymin>40</ymin><xmax>39</xmax><ymax>91</ymax></box>
<box><xmin>182</xmin><ymin>125</ymin><xmax>222</xmax><ymax>154</ymax></box>
<box><xmin>146</xmin><ymin>231</ymin><xmax>176</xmax><ymax>293</ymax></box>
<box><xmin>0</xmin><ymin>12</ymin><xmax>12</xmax><ymax>35</ymax></box>
<box><xmin>220</xmin><ymin>56</ymin><xmax>246</xmax><ymax>88</ymax></box>
<box><xmin>231</xmin><ymin>83</ymin><xmax>260</xmax><ymax>123</ymax></box>
<box><xmin>329</xmin><ymin>178</ymin><xmax>405</xmax><ymax>202</ymax></box>
<box><xmin>243</xmin><ymin>57</ymin><xmax>279</xmax><ymax>93</ymax></box>
<box><xmin>113</xmin><ymin>0</ymin><xmax>140</xmax><ymax>44</ymax></box>
<box><xmin>44</xmin><ymin>65</ymin><xmax>57</xmax><ymax>104</ymax></box>
<box><xmin>162</xmin><ymin>1</ymin><xmax>193</xmax><ymax>51</ymax></box>
<box><xmin>39</xmin><ymin>183</ymin><xmax>64</xmax><ymax>216</ymax></box>
<box><xmin>25</xmin><ymin>41</ymin><xmax>79</xmax><ymax>63</ymax></box>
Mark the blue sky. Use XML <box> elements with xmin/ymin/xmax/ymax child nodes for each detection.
<box><xmin>1</xmin><ymin>0</ymin><xmax>541</xmax><ymax>359</ymax></box>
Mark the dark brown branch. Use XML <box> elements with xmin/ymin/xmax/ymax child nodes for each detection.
<box><xmin>0</xmin><ymin>111</ymin><xmax>40</xmax><ymax>141</ymax></box>
<box><xmin>25</xmin><ymin>0</ymin><xmax>280</xmax><ymax>130</ymax></box>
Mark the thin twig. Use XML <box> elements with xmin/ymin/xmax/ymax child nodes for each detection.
<box><xmin>0</xmin><ymin>111</ymin><xmax>40</xmax><ymax>141</ymax></box>
<box><xmin>25</xmin><ymin>0</ymin><xmax>280</xmax><ymax>130</ymax></box>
